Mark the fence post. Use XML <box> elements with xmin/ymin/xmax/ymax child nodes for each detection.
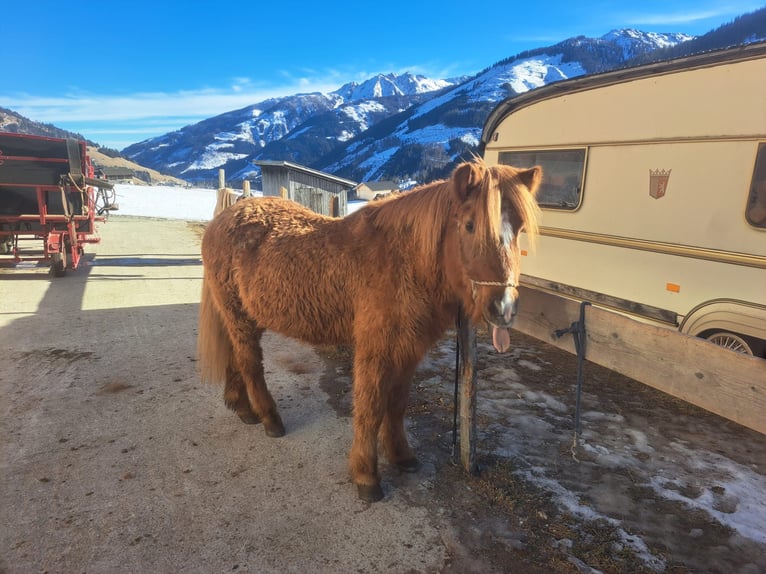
<box><xmin>242</xmin><ymin>180</ymin><xmax>251</xmax><ymax>197</ymax></box>
<box><xmin>218</xmin><ymin>169</ymin><xmax>225</xmax><ymax>190</ymax></box>
<box><xmin>458</xmin><ymin>311</ymin><xmax>479</xmax><ymax>474</ymax></box>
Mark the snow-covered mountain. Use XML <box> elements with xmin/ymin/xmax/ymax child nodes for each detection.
<box><xmin>122</xmin><ymin>72</ymin><xmax>458</xmax><ymax>182</ymax></box>
<box><xmin>335</xmin><ymin>72</ymin><xmax>453</xmax><ymax>101</ymax></box>
<box><xmin>119</xmin><ymin>29</ymin><xmax>692</xmax><ymax>184</ymax></box>
<box><xmin>321</xmin><ymin>29</ymin><xmax>694</xmax><ymax>182</ymax></box>
<box><xmin>601</xmin><ymin>29</ymin><xmax>693</xmax><ymax>59</ymax></box>
<box><xmin>115</xmin><ymin>15</ymin><xmax>765</xmax><ymax>184</ymax></box>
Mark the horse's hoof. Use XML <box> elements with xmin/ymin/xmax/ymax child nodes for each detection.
<box><xmin>263</xmin><ymin>420</ymin><xmax>286</xmax><ymax>438</ymax></box>
<box><xmin>357</xmin><ymin>483</ymin><xmax>384</xmax><ymax>503</ymax></box>
<box><xmin>396</xmin><ymin>457</ymin><xmax>421</xmax><ymax>473</ymax></box>
<box><xmin>237</xmin><ymin>411</ymin><xmax>261</xmax><ymax>425</ymax></box>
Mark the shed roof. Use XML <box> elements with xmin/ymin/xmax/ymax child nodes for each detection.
<box><xmin>253</xmin><ymin>160</ymin><xmax>357</xmax><ymax>188</ymax></box>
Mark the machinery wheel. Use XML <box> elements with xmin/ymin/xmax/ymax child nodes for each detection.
<box><xmin>705</xmin><ymin>331</ymin><xmax>753</xmax><ymax>356</ymax></box>
<box><xmin>50</xmin><ymin>248</ymin><xmax>66</xmax><ymax>277</ymax></box>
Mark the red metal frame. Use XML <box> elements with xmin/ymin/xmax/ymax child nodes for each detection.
<box><xmin>0</xmin><ymin>133</ymin><xmax>106</xmax><ymax>274</ymax></box>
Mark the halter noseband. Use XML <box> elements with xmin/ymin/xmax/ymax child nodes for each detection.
<box><xmin>469</xmin><ymin>278</ymin><xmax>517</xmax><ymax>300</ymax></box>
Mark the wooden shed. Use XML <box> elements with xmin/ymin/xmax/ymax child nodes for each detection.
<box><xmin>253</xmin><ymin>160</ymin><xmax>356</xmax><ymax>216</ymax></box>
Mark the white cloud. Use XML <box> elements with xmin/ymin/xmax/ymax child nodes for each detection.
<box><xmin>623</xmin><ymin>3</ymin><xmax>762</xmax><ymax>27</ymax></box>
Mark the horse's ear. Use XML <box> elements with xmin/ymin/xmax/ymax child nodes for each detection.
<box><xmin>452</xmin><ymin>162</ymin><xmax>485</xmax><ymax>201</ymax></box>
<box><xmin>518</xmin><ymin>166</ymin><xmax>543</xmax><ymax>197</ymax></box>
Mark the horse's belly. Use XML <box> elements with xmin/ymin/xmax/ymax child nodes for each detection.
<box><xmin>244</xmin><ymin>286</ymin><xmax>354</xmax><ymax>346</ymax></box>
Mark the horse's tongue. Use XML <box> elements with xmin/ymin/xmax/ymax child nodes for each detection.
<box><xmin>492</xmin><ymin>326</ymin><xmax>511</xmax><ymax>353</ymax></box>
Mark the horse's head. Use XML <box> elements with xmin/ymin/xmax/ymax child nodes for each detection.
<box><xmin>449</xmin><ymin>160</ymin><xmax>542</xmax><ymax>352</ymax></box>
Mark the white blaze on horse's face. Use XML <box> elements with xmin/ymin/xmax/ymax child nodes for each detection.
<box><xmin>485</xmin><ymin>212</ymin><xmax>519</xmax><ymax>325</ymax></box>
<box><xmin>493</xmin><ymin>212</ymin><xmax>518</xmax><ymax>323</ymax></box>
<box><xmin>500</xmin><ymin>212</ymin><xmax>514</xmax><ymax>248</ymax></box>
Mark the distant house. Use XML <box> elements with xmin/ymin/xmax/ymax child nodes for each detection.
<box><xmin>98</xmin><ymin>166</ymin><xmax>151</xmax><ymax>184</ymax></box>
<box><xmin>253</xmin><ymin>160</ymin><xmax>356</xmax><ymax>216</ymax></box>
<box><xmin>353</xmin><ymin>180</ymin><xmax>399</xmax><ymax>201</ymax></box>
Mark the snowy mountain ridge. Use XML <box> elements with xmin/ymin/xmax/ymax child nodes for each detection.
<box><xmin>319</xmin><ymin>29</ymin><xmax>698</xmax><ymax>182</ymax></box>
<box><xmin>122</xmin><ymin>71</ymin><xmax>456</xmax><ymax>179</ymax></box>
<box><xmin>334</xmin><ymin>72</ymin><xmax>454</xmax><ymax>101</ymax></box>
<box><xmin>115</xmin><ymin>18</ymin><xmax>764</xmax><ymax>184</ymax></box>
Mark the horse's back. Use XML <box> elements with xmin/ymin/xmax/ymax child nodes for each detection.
<box><xmin>205</xmin><ymin>196</ymin><xmax>323</xmax><ymax>244</ymax></box>
<box><xmin>202</xmin><ymin>197</ymin><xmax>356</xmax><ymax>345</ymax></box>
<box><xmin>202</xmin><ymin>196</ymin><xmax>329</xmax><ymax>275</ymax></box>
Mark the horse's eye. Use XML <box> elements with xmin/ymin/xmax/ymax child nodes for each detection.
<box><xmin>465</xmin><ymin>220</ymin><xmax>475</xmax><ymax>233</ymax></box>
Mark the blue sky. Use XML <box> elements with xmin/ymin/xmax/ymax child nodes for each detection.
<box><xmin>1</xmin><ymin>0</ymin><xmax>762</xmax><ymax>150</ymax></box>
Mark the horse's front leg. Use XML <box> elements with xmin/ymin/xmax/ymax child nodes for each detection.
<box><xmin>379</xmin><ymin>361</ymin><xmax>420</xmax><ymax>473</ymax></box>
<box><xmin>349</xmin><ymin>351</ymin><xmax>389</xmax><ymax>502</ymax></box>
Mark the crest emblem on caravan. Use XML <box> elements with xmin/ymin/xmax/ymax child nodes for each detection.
<box><xmin>649</xmin><ymin>168</ymin><xmax>671</xmax><ymax>199</ymax></box>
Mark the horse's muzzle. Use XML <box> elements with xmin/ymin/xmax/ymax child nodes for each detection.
<box><xmin>483</xmin><ymin>287</ymin><xmax>518</xmax><ymax>353</ymax></box>
<box><xmin>484</xmin><ymin>286</ymin><xmax>518</xmax><ymax>328</ymax></box>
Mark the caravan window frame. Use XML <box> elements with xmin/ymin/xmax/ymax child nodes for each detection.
<box><xmin>498</xmin><ymin>148</ymin><xmax>587</xmax><ymax>211</ymax></box>
<box><xmin>746</xmin><ymin>142</ymin><xmax>766</xmax><ymax>229</ymax></box>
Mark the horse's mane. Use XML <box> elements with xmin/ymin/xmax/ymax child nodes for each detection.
<box><xmin>355</xmin><ymin>159</ymin><xmax>541</xmax><ymax>258</ymax></box>
<box><xmin>490</xmin><ymin>162</ymin><xmax>542</xmax><ymax>245</ymax></box>
<box><xmin>356</xmin><ymin>177</ymin><xmax>454</xmax><ymax>261</ymax></box>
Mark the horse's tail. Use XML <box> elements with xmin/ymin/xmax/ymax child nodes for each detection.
<box><xmin>197</xmin><ymin>270</ymin><xmax>232</xmax><ymax>385</ymax></box>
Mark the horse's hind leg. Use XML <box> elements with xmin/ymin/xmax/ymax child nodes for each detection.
<box><xmin>229</xmin><ymin>323</ymin><xmax>285</xmax><ymax>437</ymax></box>
<box><xmin>224</xmin><ymin>366</ymin><xmax>260</xmax><ymax>425</ymax></box>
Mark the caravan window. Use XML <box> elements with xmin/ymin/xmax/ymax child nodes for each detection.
<box><xmin>499</xmin><ymin>149</ymin><xmax>586</xmax><ymax>210</ymax></box>
<box><xmin>746</xmin><ymin>143</ymin><xmax>766</xmax><ymax>228</ymax></box>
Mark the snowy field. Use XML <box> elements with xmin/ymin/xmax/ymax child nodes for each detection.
<box><xmin>111</xmin><ymin>183</ymin><xmax>366</xmax><ymax>221</ymax></box>
<box><xmin>110</xmin><ymin>183</ymin><xmax>766</xmax><ymax>572</ymax></box>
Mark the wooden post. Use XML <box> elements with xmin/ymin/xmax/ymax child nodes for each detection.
<box><xmin>218</xmin><ymin>169</ymin><xmax>225</xmax><ymax>190</ymax></box>
<box><xmin>280</xmin><ymin>186</ymin><xmax>288</xmax><ymax>199</ymax></box>
<box><xmin>242</xmin><ymin>180</ymin><xmax>251</xmax><ymax>197</ymax></box>
<box><xmin>458</xmin><ymin>311</ymin><xmax>479</xmax><ymax>474</ymax></box>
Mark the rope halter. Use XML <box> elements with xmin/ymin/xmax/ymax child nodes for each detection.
<box><xmin>469</xmin><ymin>278</ymin><xmax>517</xmax><ymax>301</ymax></box>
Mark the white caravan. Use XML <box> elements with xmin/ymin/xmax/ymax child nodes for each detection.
<box><xmin>482</xmin><ymin>43</ymin><xmax>766</xmax><ymax>356</ymax></box>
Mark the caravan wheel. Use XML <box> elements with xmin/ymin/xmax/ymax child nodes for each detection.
<box><xmin>705</xmin><ymin>331</ymin><xmax>753</xmax><ymax>355</ymax></box>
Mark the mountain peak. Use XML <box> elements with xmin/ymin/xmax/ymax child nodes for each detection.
<box><xmin>334</xmin><ymin>72</ymin><xmax>452</xmax><ymax>102</ymax></box>
<box><xmin>601</xmin><ymin>28</ymin><xmax>695</xmax><ymax>51</ymax></box>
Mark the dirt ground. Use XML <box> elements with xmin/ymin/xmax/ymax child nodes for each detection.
<box><xmin>1</xmin><ymin>216</ymin><xmax>764</xmax><ymax>574</ymax></box>
<box><xmin>321</xmin><ymin>335</ymin><xmax>766</xmax><ymax>574</ymax></box>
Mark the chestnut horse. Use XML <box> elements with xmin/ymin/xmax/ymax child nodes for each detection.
<box><xmin>197</xmin><ymin>159</ymin><xmax>541</xmax><ymax>502</ymax></box>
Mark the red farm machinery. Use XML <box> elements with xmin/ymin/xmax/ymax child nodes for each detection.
<box><xmin>0</xmin><ymin>132</ymin><xmax>116</xmax><ymax>276</ymax></box>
